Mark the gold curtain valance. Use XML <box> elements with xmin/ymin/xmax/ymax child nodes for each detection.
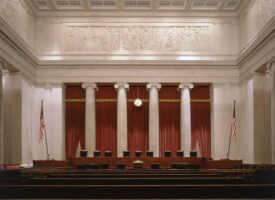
<box><xmin>65</xmin><ymin>99</ymin><xmax>210</xmax><ymax>103</ymax></box>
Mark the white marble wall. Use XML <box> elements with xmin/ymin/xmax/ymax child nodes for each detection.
<box><xmin>239</xmin><ymin>74</ymin><xmax>272</xmax><ymax>164</ymax></box>
<box><xmin>239</xmin><ymin>0</ymin><xmax>275</xmax><ymax>50</ymax></box>
<box><xmin>0</xmin><ymin>63</ymin><xmax>3</xmax><ymax>164</ymax></box>
<box><xmin>0</xmin><ymin>0</ymin><xmax>35</xmax><ymax>49</ymax></box>
<box><xmin>21</xmin><ymin>78</ymin><xmax>33</xmax><ymax>166</ymax></box>
<box><xmin>31</xmin><ymin>85</ymin><xmax>64</xmax><ymax>161</ymax></box>
<box><xmin>252</xmin><ymin>74</ymin><xmax>272</xmax><ymax>164</ymax></box>
<box><xmin>271</xmin><ymin>62</ymin><xmax>275</xmax><ymax>164</ymax></box>
<box><xmin>3</xmin><ymin>73</ymin><xmax>22</xmax><ymax>164</ymax></box>
<box><xmin>239</xmin><ymin>78</ymin><xmax>255</xmax><ymax>164</ymax></box>
<box><xmin>210</xmin><ymin>83</ymin><xmax>240</xmax><ymax>160</ymax></box>
<box><xmin>2</xmin><ymin>72</ymin><xmax>65</xmax><ymax>165</ymax></box>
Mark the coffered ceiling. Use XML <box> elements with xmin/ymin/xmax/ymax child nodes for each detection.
<box><xmin>25</xmin><ymin>0</ymin><xmax>247</xmax><ymax>16</ymax></box>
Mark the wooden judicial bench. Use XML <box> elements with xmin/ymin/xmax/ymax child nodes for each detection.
<box><xmin>2</xmin><ymin>158</ymin><xmax>275</xmax><ymax>199</ymax></box>
<box><xmin>33</xmin><ymin>157</ymin><xmax>242</xmax><ymax>169</ymax></box>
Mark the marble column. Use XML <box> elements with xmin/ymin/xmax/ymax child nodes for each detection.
<box><xmin>271</xmin><ymin>62</ymin><xmax>275</xmax><ymax>164</ymax></box>
<box><xmin>178</xmin><ymin>83</ymin><xmax>194</xmax><ymax>157</ymax></box>
<box><xmin>114</xmin><ymin>83</ymin><xmax>129</xmax><ymax>157</ymax></box>
<box><xmin>0</xmin><ymin>62</ymin><xmax>2</xmax><ymax>164</ymax></box>
<box><xmin>146</xmin><ymin>83</ymin><xmax>161</xmax><ymax>157</ymax></box>
<box><xmin>82</xmin><ymin>83</ymin><xmax>97</xmax><ymax>157</ymax></box>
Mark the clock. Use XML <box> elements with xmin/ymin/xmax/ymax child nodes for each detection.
<box><xmin>134</xmin><ymin>98</ymin><xmax>142</xmax><ymax>107</ymax></box>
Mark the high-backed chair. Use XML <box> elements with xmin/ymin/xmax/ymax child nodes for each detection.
<box><xmin>164</xmin><ymin>150</ymin><xmax>171</xmax><ymax>157</ymax></box>
<box><xmin>170</xmin><ymin>163</ymin><xmax>178</xmax><ymax>169</ymax></box>
<box><xmin>150</xmin><ymin>163</ymin><xmax>160</xmax><ymax>169</ymax></box>
<box><xmin>146</xmin><ymin>151</ymin><xmax>153</xmax><ymax>157</ymax></box>
<box><xmin>80</xmin><ymin>150</ymin><xmax>87</xmax><ymax>157</ymax></box>
<box><xmin>190</xmin><ymin>150</ymin><xmax>197</xmax><ymax>157</ymax></box>
<box><xmin>123</xmin><ymin>150</ymin><xmax>130</xmax><ymax>157</ymax></box>
<box><xmin>135</xmin><ymin>151</ymin><xmax>142</xmax><ymax>158</ymax></box>
<box><xmin>100</xmin><ymin>163</ymin><xmax>109</xmax><ymax>169</ymax></box>
<box><xmin>117</xmin><ymin>163</ymin><xmax>126</xmax><ymax>169</ymax></box>
<box><xmin>176</xmin><ymin>150</ymin><xmax>184</xmax><ymax>157</ymax></box>
<box><xmin>93</xmin><ymin>150</ymin><xmax>101</xmax><ymax>157</ymax></box>
<box><xmin>105</xmin><ymin>151</ymin><xmax>112</xmax><ymax>157</ymax></box>
<box><xmin>86</xmin><ymin>164</ymin><xmax>99</xmax><ymax>169</ymax></box>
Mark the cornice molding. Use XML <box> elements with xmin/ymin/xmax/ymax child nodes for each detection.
<box><xmin>0</xmin><ymin>17</ymin><xmax>38</xmax><ymax>65</ymax></box>
<box><xmin>237</xmin><ymin>16</ymin><xmax>275</xmax><ymax>66</ymax></box>
<box><xmin>0</xmin><ymin>4</ymin><xmax>273</xmax><ymax>85</ymax></box>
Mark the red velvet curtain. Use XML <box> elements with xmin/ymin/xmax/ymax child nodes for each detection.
<box><xmin>159</xmin><ymin>86</ymin><xmax>180</xmax><ymax>157</ymax></box>
<box><xmin>65</xmin><ymin>86</ymin><xmax>85</xmax><ymax>159</ymax></box>
<box><xmin>96</xmin><ymin>86</ymin><xmax>117</xmax><ymax>157</ymax></box>
<box><xmin>191</xmin><ymin>86</ymin><xmax>211</xmax><ymax>157</ymax></box>
<box><xmin>127</xmin><ymin>86</ymin><xmax>149</xmax><ymax>157</ymax></box>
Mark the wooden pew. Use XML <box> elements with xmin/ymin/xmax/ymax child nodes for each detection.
<box><xmin>1</xmin><ymin>184</ymin><xmax>274</xmax><ymax>198</ymax></box>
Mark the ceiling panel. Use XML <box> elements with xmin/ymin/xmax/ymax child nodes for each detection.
<box><xmin>29</xmin><ymin>0</ymin><xmax>246</xmax><ymax>14</ymax></box>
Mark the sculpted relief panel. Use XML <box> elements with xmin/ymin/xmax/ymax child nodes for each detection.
<box><xmin>64</xmin><ymin>24</ymin><xmax>212</xmax><ymax>53</ymax></box>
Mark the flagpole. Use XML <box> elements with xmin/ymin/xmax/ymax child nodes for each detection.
<box><xmin>44</xmin><ymin>126</ymin><xmax>50</xmax><ymax>160</ymax></box>
<box><xmin>226</xmin><ymin>100</ymin><xmax>236</xmax><ymax>159</ymax></box>
<box><xmin>41</xmin><ymin>100</ymin><xmax>50</xmax><ymax>160</ymax></box>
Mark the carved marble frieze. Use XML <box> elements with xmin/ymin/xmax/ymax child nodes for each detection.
<box><xmin>64</xmin><ymin>24</ymin><xmax>212</xmax><ymax>53</ymax></box>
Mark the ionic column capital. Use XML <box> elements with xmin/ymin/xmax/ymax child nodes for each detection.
<box><xmin>114</xmin><ymin>83</ymin><xmax>129</xmax><ymax>91</ymax></box>
<box><xmin>82</xmin><ymin>83</ymin><xmax>98</xmax><ymax>91</ymax></box>
<box><xmin>146</xmin><ymin>83</ymin><xmax>161</xmax><ymax>91</ymax></box>
<box><xmin>178</xmin><ymin>83</ymin><xmax>194</xmax><ymax>91</ymax></box>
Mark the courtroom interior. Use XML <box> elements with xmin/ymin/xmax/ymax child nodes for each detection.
<box><xmin>0</xmin><ymin>0</ymin><xmax>274</xmax><ymax>198</ymax></box>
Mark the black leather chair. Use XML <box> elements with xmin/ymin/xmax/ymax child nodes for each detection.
<box><xmin>170</xmin><ymin>163</ymin><xmax>178</xmax><ymax>169</ymax></box>
<box><xmin>123</xmin><ymin>150</ymin><xmax>130</xmax><ymax>157</ymax></box>
<box><xmin>146</xmin><ymin>151</ymin><xmax>153</xmax><ymax>157</ymax></box>
<box><xmin>176</xmin><ymin>150</ymin><xmax>184</xmax><ymax>157</ymax></box>
<box><xmin>105</xmin><ymin>151</ymin><xmax>112</xmax><ymax>157</ymax></box>
<box><xmin>135</xmin><ymin>151</ymin><xmax>142</xmax><ymax>158</ymax></box>
<box><xmin>93</xmin><ymin>150</ymin><xmax>101</xmax><ymax>157</ymax></box>
<box><xmin>164</xmin><ymin>150</ymin><xmax>171</xmax><ymax>157</ymax></box>
<box><xmin>150</xmin><ymin>163</ymin><xmax>160</xmax><ymax>169</ymax></box>
<box><xmin>80</xmin><ymin>150</ymin><xmax>87</xmax><ymax>157</ymax></box>
<box><xmin>190</xmin><ymin>150</ymin><xmax>197</xmax><ymax>157</ymax></box>
<box><xmin>86</xmin><ymin>164</ymin><xmax>99</xmax><ymax>169</ymax></box>
<box><xmin>100</xmin><ymin>163</ymin><xmax>109</xmax><ymax>169</ymax></box>
<box><xmin>117</xmin><ymin>163</ymin><xmax>126</xmax><ymax>169</ymax></box>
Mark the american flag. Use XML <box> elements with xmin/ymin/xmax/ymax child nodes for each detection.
<box><xmin>39</xmin><ymin>101</ymin><xmax>45</xmax><ymax>143</ymax></box>
<box><xmin>231</xmin><ymin>101</ymin><xmax>237</xmax><ymax>141</ymax></box>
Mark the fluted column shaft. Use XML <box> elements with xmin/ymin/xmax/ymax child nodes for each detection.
<box><xmin>114</xmin><ymin>83</ymin><xmax>129</xmax><ymax>157</ymax></box>
<box><xmin>178</xmin><ymin>83</ymin><xmax>193</xmax><ymax>156</ymax></box>
<box><xmin>82</xmin><ymin>83</ymin><xmax>97</xmax><ymax>157</ymax></box>
<box><xmin>147</xmin><ymin>83</ymin><xmax>161</xmax><ymax>157</ymax></box>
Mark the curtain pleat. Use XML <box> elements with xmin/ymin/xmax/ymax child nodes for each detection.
<box><xmin>65</xmin><ymin>85</ymin><xmax>211</xmax><ymax>159</ymax></box>
<box><xmin>159</xmin><ymin>86</ymin><xmax>180</xmax><ymax>157</ymax></box>
<box><xmin>96</xmin><ymin>86</ymin><xmax>117</xmax><ymax>157</ymax></box>
<box><xmin>191</xmin><ymin>86</ymin><xmax>211</xmax><ymax>157</ymax></box>
<box><xmin>65</xmin><ymin>86</ymin><xmax>85</xmax><ymax>159</ymax></box>
<box><xmin>127</xmin><ymin>86</ymin><xmax>149</xmax><ymax>157</ymax></box>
